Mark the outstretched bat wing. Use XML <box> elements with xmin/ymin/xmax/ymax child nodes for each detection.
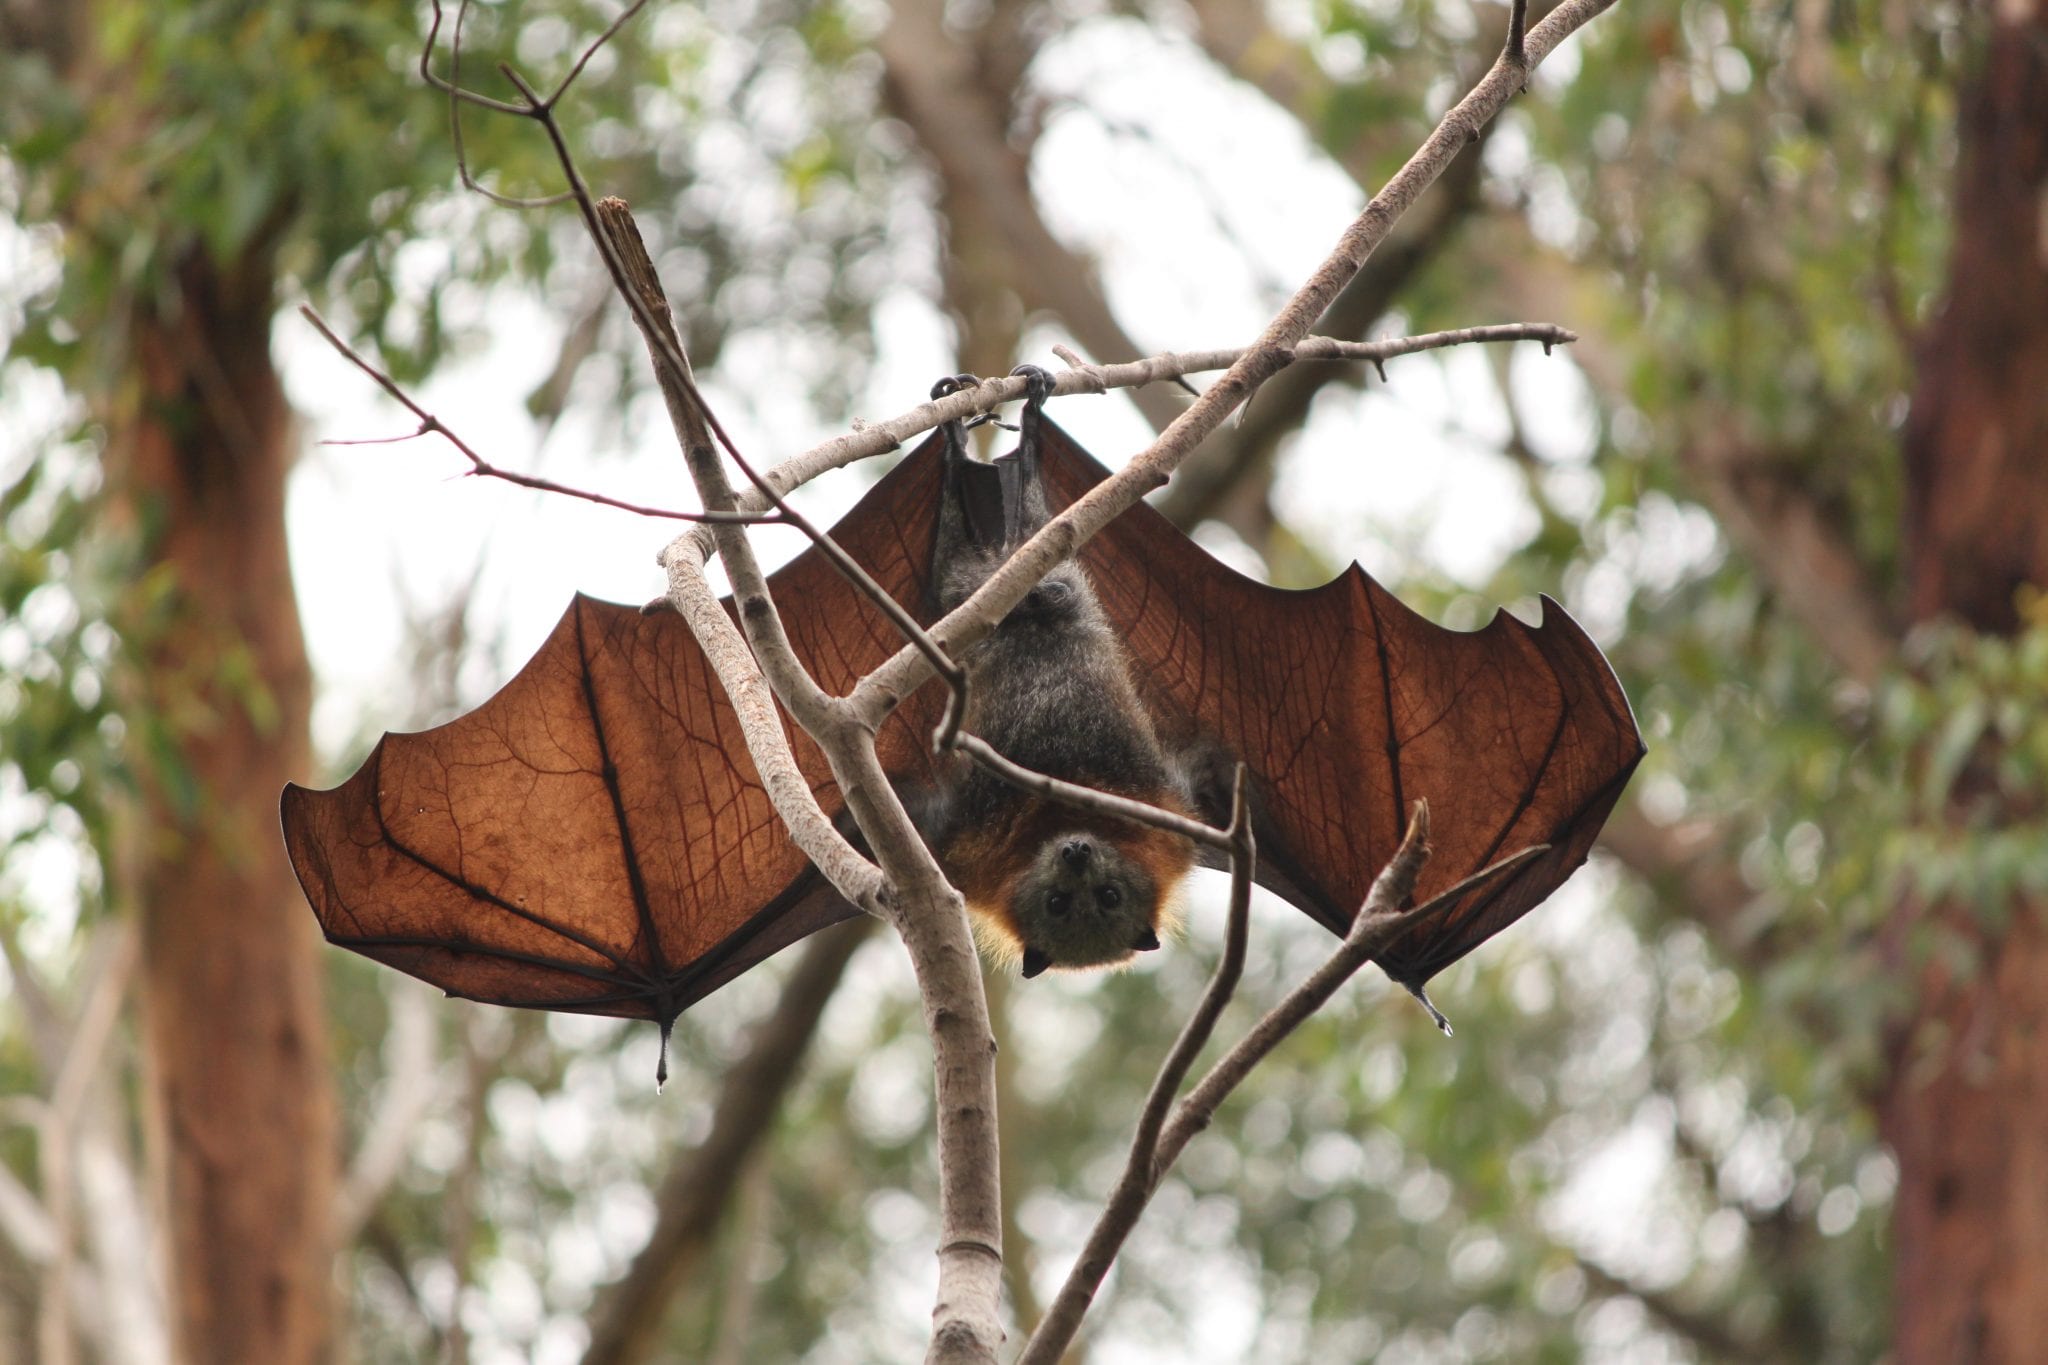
<box><xmin>1031</xmin><ymin>420</ymin><xmax>1644</xmax><ymax>987</ymax></box>
<box><xmin>281</xmin><ymin>450</ymin><xmax>947</xmax><ymax>1024</ymax></box>
<box><xmin>285</xmin><ymin>414</ymin><xmax>1640</xmax><ymax>1023</ymax></box>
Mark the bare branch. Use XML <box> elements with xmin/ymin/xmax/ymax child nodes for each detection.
<box><xmin>1017</xmin><ymin>773</ymin><xmax>1255</xmax><ymax>1363</ymax></box>
<box><xmin>689</xmin><ymin>324</ymin><xmax>1574</xmax><ymax>552</ymax></box>
<box><xmin>658</xmin><ymin>536</ymin><xmax>883</xmax><ymax>907</ymax></box>
<box><xmin>438</xmin><ymin>0</ymin><xmax>573</xmax><ymax>206</ymax></box>
<box><xmin>1018</xmin><ymin>809</ymin><xmax>1543</xmax><ymax>1361</ymax></box>
<box><xmin>417</xmin><ymin>0</ymin><xmax>649</xmax><ymax>206</ymax></box>
<box><xmin>1506</xmin><ymin>0</ymin><xmax>1531</xmax><ymax>69</ymax></box>
<box><xmin>580</xmin><ymin>198</ymin><xmax>1002</xmax><ymax>1360</ymax></box>
<box><xmin>297</xmin><ymin>306</ymin><xmax>768</xmax><ymax>525</ymax></box>
<box><xmin>949</xmin><ymin>732</ymin><xmax>1232</xmax><ymax>854</ymax></box>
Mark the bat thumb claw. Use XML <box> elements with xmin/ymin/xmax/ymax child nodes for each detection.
<box><xmin>655</xmin><ymin>1018</ymin><xmax>675</xmax><ymax>1092</ymax></box>
<box><xmin>1404</xmin><ymin>981</ymin><xmax>1454</xmax><ymax>1036</ymax></box>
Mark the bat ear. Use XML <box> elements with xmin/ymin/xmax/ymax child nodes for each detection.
<box><xmin>1020</xmin><ymin>946</ymin><xmax>1053</xmax><ymax>978</ymax></box>
<box><xmin>1131</xmin><ymin>928</ymin><xmax>1162</xmax><ymax>952</ymax></box>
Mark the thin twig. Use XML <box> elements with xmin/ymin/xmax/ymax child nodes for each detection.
<box><xmin>689</xmin><ymin>323</ymin><xmax>1580</xmax><ymax>550</ymax></box>
<box><xmin>949</xmin><ymin>733</ymin><xmax>1231</xmax><ymax>854</ymax></box>
<box><xmin>1016</xmin><ymin>774</ymin><xmax>1255</xmax><ymax>1359</ymax></box>
<box><xmin>297</xmin><ymin>305</ymin><xmax>771</xmax><ymax>525</ymax></box>
<box><xmin>1022</xmin><ymin>807</ymin><xmax>1551</xmax><ymax>1363</ymax></box>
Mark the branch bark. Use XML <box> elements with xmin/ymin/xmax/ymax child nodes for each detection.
<box><xmin>592</xmin><ymin>201</ymin><xmax>1003</xmax><ymax>1363</ymax></box>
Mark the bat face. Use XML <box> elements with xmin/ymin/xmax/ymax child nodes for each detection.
<box><xmin>997</xmin><ymin>827</ymin><xmax>1189</xmax><ymax>977</ymax></box>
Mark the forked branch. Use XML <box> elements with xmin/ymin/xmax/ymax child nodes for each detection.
<box><xmin>1020</xmin><ymin>809</ymin><xmax>1550</xmax><ymax>1364</ymax></box>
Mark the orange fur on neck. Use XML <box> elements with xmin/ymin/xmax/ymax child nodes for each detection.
<box><xmin>941</xmin><ymin>798</ymin><xmax>1198</xmax><ymax>965</ymax></box>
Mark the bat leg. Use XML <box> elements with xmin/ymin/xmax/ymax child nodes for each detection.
<box><xmin>1402</xmin><ymin>980</ymin><xmax>1455</xmax><ymax>1036</ymax></box>
<box><xmin>1009</xmin><ymin>361</ymin><xmax>1055</xmax><ymax>409</ymax></box>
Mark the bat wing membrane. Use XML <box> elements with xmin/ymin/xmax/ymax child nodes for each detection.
<box><xmin>281</xmin><ymin>442</ymin><xmax>948</xmax><ymax>1022</ymax></box>
<box><xmin>1033</xmin><ymin>419</ymin><xmax>1643</xmax><ymax>986</ymax></box>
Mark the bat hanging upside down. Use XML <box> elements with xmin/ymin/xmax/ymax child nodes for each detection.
<box><xmin>281</xmin><ymin>365</ymin><xmax>1642</xmax><ymax>1049</ymax></box>
<box><xmin>913</xmin><ymin>366</ymin><xmax>1222</xmax><ymax>979</ymax></box>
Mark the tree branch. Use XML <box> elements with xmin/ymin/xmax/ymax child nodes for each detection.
<box><xmin>588</xmin><ymin>201</ymin><xmax>1003</xmax><ymax>1362</ymax></box>
<box><xmin>297</xmin><ymin>306</ymin><xmax>766</xmax><ymax>525</ymax></box>
<box><xmin>1023</xmin><ymin>811</ymin><xmax>1549</xmax><ymax>1360</ymax></box>
<box><xmin>854</xmin><ymin>0</ymin><xmax>1623</xmax><ymax>734</ymax></box>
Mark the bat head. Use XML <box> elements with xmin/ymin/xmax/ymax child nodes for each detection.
<box><xmin>997</xmin><ymin>825</ymin><xmax>1193</xmax><ymax>977</ymax></box>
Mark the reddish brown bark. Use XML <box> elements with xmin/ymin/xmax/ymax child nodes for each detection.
<box><xmin>1886</xmin><ymin>5</ymin><xmax>2048</xmax><ymax>1361</ymax></box>
<box><xmin>1902</xmin><ymin>1</ymin><xmax>2048</xmax><ymax>633</ymax></box>
<box><xmin>106</xmin><ymin>248</ymin><xmax>336</xmax><ymax>1365</ymax></box>
<box><xmin>1885</xmin><ymin>909</ymin><xmax>2048</xmax><ymax>1364</ymax></box>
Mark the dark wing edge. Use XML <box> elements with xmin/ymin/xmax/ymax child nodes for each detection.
<box><xmin>1361</xmin><ymin>586</ymin><xmax>1644</xmax><ymax>985</ymax></box>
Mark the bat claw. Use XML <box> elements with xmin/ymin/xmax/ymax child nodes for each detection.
<box><xmin>1009</xmin><ymin>362</ymin><xmax>1056</xmax><ymax>409</ymax></box>
<box><xmin>1403</xmin><ymin>981</ymin><xmax>1454</xmax><ymax>1036</ymax></box>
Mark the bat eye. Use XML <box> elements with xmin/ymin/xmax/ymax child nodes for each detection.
<box><xmin>1096</xmin><ymin>885</ymin><xmax>1123</xmax><ymax>909</ymax></box>
<box><xmin>1047</xmin><ymin>891</ymin><xmax>1074</xmax><ymax>917</ymax></box>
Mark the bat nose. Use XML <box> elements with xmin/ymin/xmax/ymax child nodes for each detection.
<box><xmin>1060</xmin><ymin>837</ymin><xmax>1092</xmax><ymax>869</ymax></box>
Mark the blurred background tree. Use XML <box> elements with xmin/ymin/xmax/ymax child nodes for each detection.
<box><xmin>3</xmin><ymin>2</ymin><xmax>2042</xmax><ymax>1363</ymax></box>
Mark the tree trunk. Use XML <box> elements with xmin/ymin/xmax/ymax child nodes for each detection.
<box><xmin>1886</xmin><ymin>5</ymin><xmax>2048</xmax><ymax>1361</ymax></box>
<box><xmin>1901</xmin><ymin>1</ymin><xmax>2048</xmax><ymax>635</ymax></box>
<box><xmin>105</xmin><ymin>247</ymin><xmax>336</xmax><ymax>1365</ymax></box>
